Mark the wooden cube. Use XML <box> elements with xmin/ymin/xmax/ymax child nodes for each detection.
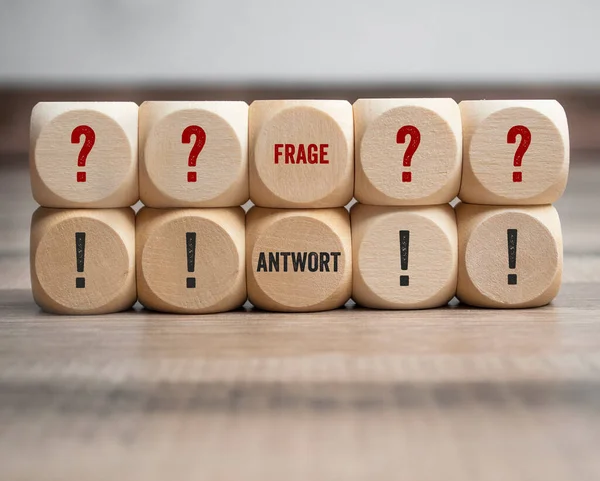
<box><xmin>136</xmin><ymin>207</ymin><xmax>246</xmax><ymax>314</ymax></box>
<box><xmin>354</xmin><ymin>98</ymin><xmax>462</xmax><ymax>205</ymax></box>
<box><xmin>459</xmin><ymin>100</ymin><xmax>569</xmax><ymax>205</ymax></box>
<box><xmin>139</xmin><ymin>101</ymin><xmax>249</xmax><ymax>207</ymax></box>
<box><xmin>249</xmin><ymin>100</ymin><xmax>354</xmax><ymax>208</ymax></box>
<box><xmin>351</xmin><ymin>204</ymin><xmax>457</xmax><ymax>309</ymax></box>
<box><xmin>456</xmin><ymin>203</ymin><xmax>562</xmax><ymax>308</ymax></box>
<box><xmin>30</xmin><ymin>102</ymin><xmax>138</xmax><ymax>208</ymax></box>
<box><xmin>246</xmin><ymin>207</ymin><xmax>352</xmax><ymax>311</ymax></box>
<box><xmin>30</xmin><ymin>207</ymin><xmax>136</xmax><ymax>314</ymax></box>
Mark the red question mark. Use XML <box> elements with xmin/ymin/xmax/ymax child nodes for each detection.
<box><xmin>182</xmin><ymin>125</ymin><xmax>206</xmax><ymax>182</ymax></box>
<box><xmin>396</xmin><ymin>126</ymin><xmax>421</xmax><ymax>183</ymax></box>
<box><xmin>71</xmin><ymin>125</ymin><xmax>96</xmax><ymax>183</ymax></box>
<box><xmin>507</xmin><ymin>125</ymin><xmax>531</xmax><ymax>183</ymax></box>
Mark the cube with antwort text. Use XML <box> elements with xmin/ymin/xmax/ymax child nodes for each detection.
<box><xmin>246</xmin><ymin>207</ymin><xmax>352</xmax><ymax>311</ymax></box>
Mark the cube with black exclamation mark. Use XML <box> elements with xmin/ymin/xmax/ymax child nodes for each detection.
<box><xmin>456</xmin><ymin>203</ymin><xmax>563</xmax><ymax>308</ymax></box>
<box><xmin>135</xmin><ymin>207</ymin><xmax>246</xmax><ymax>314</ymax></box>
<box><xmin>351</xmin><ymin>204</ymin><xmax>458</xmax><ymax>309</ymax></box>
<box><xmin>30</xmin><ymin>207</ymin><xmax>137</xmax><ymax>314</ymax></box>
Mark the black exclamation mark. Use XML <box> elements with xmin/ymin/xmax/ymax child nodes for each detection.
<box><xmin>186</xmin><ymin>232</ymin><xmax>196</xmax><ymax>288</ymax></box>
<box><xmin>399</xmin><ymin>230</ymin><xmax>410</xmax><ymax>286</ymax></box>
<box><xmin>75</xmin><ymin>232</ymin><xmax>86</xmax><ymax>288</ymax></box>
<box><xmin>507</xmin><ymin>228</ymin><xmax>518</xmax><ymax>285</ymax></box>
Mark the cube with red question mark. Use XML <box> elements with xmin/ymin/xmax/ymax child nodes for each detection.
<box><xmin>353</xmin><ymin>98</ymin><xmax>463</xmax><ymax>205</ymax></box>
<box><xmin>139</xmin><ymin>101</ymin><xmax>248</xmax><ymax>207</ymax></box>
<box><xmin>459</xmin><ymin>100</ymin><xmax>569</xmax><ymax>205</ymax></box>
<box><xmin>30</xmin><ymin>102</ymin><xmax>139</xmax><ymax>208</ymax></box>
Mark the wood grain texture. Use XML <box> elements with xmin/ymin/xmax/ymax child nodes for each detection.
<box><xmin>0</xmin><ymin>152</ymin><xmax>600</xmax><ymax>480</ymax></box>
<box><xmin>246</xmin><ymin>207</ymin><xmax>352</xmax><ymax>312</ymax></box>
<box><xmin>139</xmin><ymin>101</ymin><xmax>249</xmax><ymax>207</ymax></box>
<box><xmin>354</xmin><ymin>98</ymin><xmax>462</xmax><ymax>205</ymax></box>
<box><xmin>136</xmin><ymin>207</ymin><xmax>246</xmax><ymax>314</ymax></box>
<box><xmin>459</xmin><ymin>100</ymin><xmax>569</xmax><ymax>205</ymax></box>
<box><xmin>249</xmin><ymin>100</ymin><xmax>354</xmax><ymax>208</ymax></box>
<box><xmin>456</xmin><ymin>203</ymin><xmax>562</xmax><ymax>308</ymax></box>
<box><xmin>351</xmin><ymin>203</ymin><xmax>457</xmax><ymax>308</ymax></box>
<box><xmin>30</xmin><ymin>102</ymin><xmax>139</xmax><ymax>207</ymax></box>
<box><xmin>30</xmin><ymin>207</ymin><xmax>136</xmax><ymax>314</ymax></box>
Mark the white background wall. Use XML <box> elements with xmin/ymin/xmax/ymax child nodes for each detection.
<box><xmin>0</xmin><ymin>0</ymin><xmax>599</xmax><ymax>86</ymax></box>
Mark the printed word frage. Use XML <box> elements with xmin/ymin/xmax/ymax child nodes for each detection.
<box><xmin>274</xmin><ymin>144</ymin><xmax>329</xmax><ymax>164</ymax></box>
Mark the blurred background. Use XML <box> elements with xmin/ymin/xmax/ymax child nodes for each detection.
<box><xmin>2</xmin><ymin>3</ymin><xmax>600</xmax><ymax>479</ymax></box>
<box><xmin>1</xmin><ymin>0</ymin><xmax>600</xmax><ymax>154</ymax></box>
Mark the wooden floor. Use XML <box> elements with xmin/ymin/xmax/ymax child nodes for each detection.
<box><xmin>1</xmin><ymin>153</ymin><xmax>600</xmax><ymax>480</ymax></box>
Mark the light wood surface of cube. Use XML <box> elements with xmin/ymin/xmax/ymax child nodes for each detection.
<box><xmin>354</xmin><ymin>98</ymin><xmax>462</xmax><ymax>205</ymax></box>
<box><xmin>139</xmin><ymin>101</ymin><xmax>249</xmax><ymax>207</ymax></box>
<box><xmin>136</xmin><ymin>207</ymin><xmax>246</xmax><ymax>314</ymax></box>
<box><xmin>459</xmin><ymin>100</ymin><xmax>569</xmax><ymax>205</ymax></box>
<box><xmin>30</xmin><ymin>102</ymin><xmax>139</xmax><ymax>208</ymax></box>
<box><xmin>456</xmin><ymin>203</ymin><xmax>562</xmax><ymax>308</ymax></box>
<box><xmin>246</xmin><ymin>207</ymin><xmax>352</xmax><ymax>311</ymax></box>
<box><xmin>249</xmin><ymin>100</ymin><xmax>354</xmax><ymax>208</ymax></box>
<box><xmin>30</xmin><ymin>207</ymin><xmax>136</xmax><ymax>314</ymax></box>
<box><xmin>351</xmin><ymin>203</ymin><xmax>457</xmax><ymax>309</ymax></box>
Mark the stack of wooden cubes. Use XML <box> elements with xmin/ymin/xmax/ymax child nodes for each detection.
<box><xmin>455</xmin><ymin>100</ymin><xmax>568</xmax><ymax>308</ymax></box>
<box><xmin>352</xmin><ymin>99</ymin><xmax>463</xmax><ymax>309</ymax></box>
<box><xmin>29</xmin><ymin>99</ymin><xmax>569</xmax><ymax>314</ymax></box>
<box><xmin>30</xmin><ymin>102</ymin><xmax>139</xmax><ymax>314</ymax></box>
